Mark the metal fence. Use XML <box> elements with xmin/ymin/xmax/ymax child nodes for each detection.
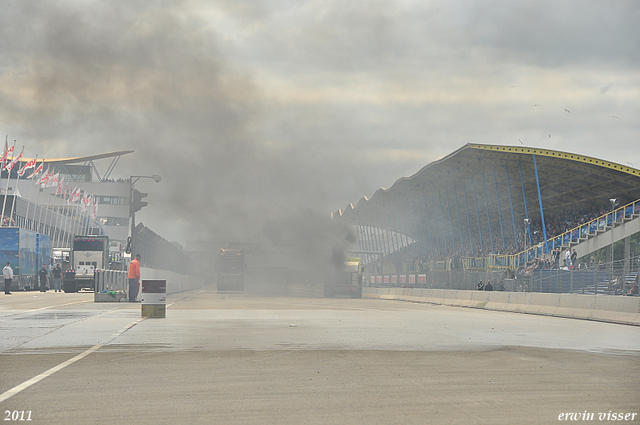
<box><xmin>365</xmin><ymin>258</ymin><xmax>639</xmax><ymax>295</ymax></box>
<box><xmin>94</xmin><ymin>269</ymin><xmax>128</xmax><ymax>293</ymax></box>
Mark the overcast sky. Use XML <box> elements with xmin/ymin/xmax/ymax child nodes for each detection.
<box><xmin>1</xmin><ymin>0</ymin><xmax>638</xmax><ymax>244</ymax></box>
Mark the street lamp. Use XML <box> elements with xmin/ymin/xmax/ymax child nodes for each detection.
<box><xmin>128</xmin><ymin>175</ymin><xmax>161</xmax><ymax>255</ymax></box>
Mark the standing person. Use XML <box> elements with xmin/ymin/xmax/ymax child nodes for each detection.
<box><xmin>552</xmin><ymin>248</ymin><xmax>560</xmax><ymax>269</ymax></box>
<box><xmin>39</xmin><ymin>265</ymin><xmax>49</xmax><ymax>292</ymax></box>
<box><xmin>3</xmin><ymin>262</ymin><xmax>13</xmax><ymax>295</ymax></box>
<box><xmin>485</xmin><ymin>281</ymin><xmax>494</xmax><ymax>291</ymax></box>
<box><xmin>52</xmin><ymin>263</ymin><xmax>63</xmax><ymax>292</ymax></box>
<box><xmin>565</xmin><ymin>248</ymin><xmax>571</xmax><ymax>268</ymax></box>
<box><xmin>128</xmin><ymin>254</ymin><xmax>141</xmax><ymax>302</ymax></box>
<box><xmin>570</xmin><ymin>249</ymin><xmax>578</xmax><ymax>270</ymax></box>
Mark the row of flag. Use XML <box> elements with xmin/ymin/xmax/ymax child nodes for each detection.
<box><xmin>2</xmin><ymin>140</ymin><xmax>98</xmax><ymax>219</ymax></box>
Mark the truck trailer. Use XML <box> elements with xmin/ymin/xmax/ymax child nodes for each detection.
<box><xmin>323</xmin><ymin>257</ymin><xmax>363</xmax><ymax>298</ymax></box>
<box><xmin>63</xmin><ymin>235</ymin><xmax>110</xmax><ymax>293</ymax></box>
<box><xmin>0</xmin><ymin>227</ymin><xmax>51</xmax><ymax>291</ymax></box>
<box><xmin>217</xmin><ymin>249</ymin><xmax>245</xmax><ymax>292</ymax></box>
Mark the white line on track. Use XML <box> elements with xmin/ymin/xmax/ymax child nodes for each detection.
<box><xmin>0</xmin><ymin>298</ymin><xmax>94</xmax><ymax>318</ymax></box>
<box><xmin>0</xmin><ymin>317</ymin><xmax>147</xmax><ymax>404</ymax></box>
<box><xmin>0</xmin><ymin>288</ymin><xmax>204</xmax><ymax>403</ymax></box>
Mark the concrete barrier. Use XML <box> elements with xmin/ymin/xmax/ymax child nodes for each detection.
<box><xmin>590</xmin><ymin>295</ymin><xmax>640</xmax><ymax>325</ymax></box>
<box><xmin>363</xmin><ymin>288</ymin><xmax>640</xmax><ymax>326</ymax></box>
<box><xmin>470</xmin><ymin>291</ymin><xmax>492</xmax><ymax>309</ymax></box>
<box><xmin>422</xmin><ymin>289</ymin><xmax>441</xmax><ymax>304</ymax></box>
<box><xmin>484</xmin><ymin>292</ymin><xmax>511</xmax><ymax>312</ymax></box>
<box><xmin>452</xmin><ymin>290</ymin><xmax>474</xmax><ymax>307</ymax></box>
<box><xmin>440</xmin><ymin>290</ymin><xmax>459</xmax><ymax>306</ymax></box>
<box><xmin>504</xmin><ymin>292</ymin><xmax>530</xmax><ymax>313</ymax></box>
<box><xmin>555</xmin><ymin>294</ymin><xmax>596</xmax><ymax>320</ymax></box>
<box><xmin>526</xmin><ymin>293</ymin><xmax>561</xmax><ymax>316</ymax></box>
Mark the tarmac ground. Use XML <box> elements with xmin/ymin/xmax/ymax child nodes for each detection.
<box><xmin>1</xmin><ymin>287</ymin><xmax>639</xmax><ymax>424</ymax></box>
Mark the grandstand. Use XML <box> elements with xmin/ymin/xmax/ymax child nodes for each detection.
<box><xmin>335</xmin><ymin>143</ymin><xmax>640</xmax><ymax>294</ymax></box>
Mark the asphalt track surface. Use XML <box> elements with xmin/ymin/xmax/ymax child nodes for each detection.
<box><xmin>0</xmin><ymin>287</ymin><xmax>639</xmax><ymax>425</ymax></box>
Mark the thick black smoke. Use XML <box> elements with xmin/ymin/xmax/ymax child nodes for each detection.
<box><xmin>262</xmin><ymin>209</ymin><xmax>357</xmax><ymax>281</ymax></box>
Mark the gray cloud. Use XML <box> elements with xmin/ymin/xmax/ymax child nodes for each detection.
<box><xmin>1</xmin><ymin>0</ymin><xmax>639</xmax><ymax>244</ymax></box>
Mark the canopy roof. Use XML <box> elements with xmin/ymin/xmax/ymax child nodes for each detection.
<box><xmin>336</xmin><ymin>143</ymin><xmax>640</xmax><ymax>257</ymax></box>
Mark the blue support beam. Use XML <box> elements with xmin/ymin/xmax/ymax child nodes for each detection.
<box><xmin>519</xmin><ymin>160</ymin><xmax>533</xmax><ymax>246</ymax></box>
<box><xmin>532</xmin><ymin>154</ymin><xmax>549</xmax><ymax>253</ymax></box>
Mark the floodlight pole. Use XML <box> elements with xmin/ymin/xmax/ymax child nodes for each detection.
<box><xmin>129</xmin><ymin>175</ymin><xmax>161</xmax><ymax>257</ymax></box>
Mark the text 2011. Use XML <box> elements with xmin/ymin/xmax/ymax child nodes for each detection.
<box><xmin>3</xmin><ymin>411</ymin><xmax>32</xmax><ymax>421</ymax></box>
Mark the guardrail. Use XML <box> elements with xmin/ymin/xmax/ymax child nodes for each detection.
<box><xmin>458</xmin><ymin>199</ymin><xmax>640</xmax><ymax>271</ymax></box>
<box><xmin>94</xmin><ymin>269</ymin><xmax>128</xmax><ymax>293</ymax></box>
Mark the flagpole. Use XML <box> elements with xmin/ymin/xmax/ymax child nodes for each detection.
<box><xmin>8</xmin><ymin>146</ymin><xmax>24</xmax><ymax>225</ymax></box>
<box><xmin>36</xmin><ymin>169</ymin><xmax>49</xmax><ymax>233</ymax></box>
<box><xmin>44</xmin><ymin>174</ymin><xmax>59</xmax><ymax>241</ymax></box>
<box><xmin>70</xmin><ymin>188</ymin><xmax>83</xmax><ymax>241</ymax></box>
<box><xmin>52</xmin><ymin>178</ymin><xmax>65</xmax><ymax>248</ymax></box>
<box><xmin>65</xmin><ymin>187</ymin><xmax>77</xmax><ymax>247</ymax></box>
<box><xmin>62</xmin><ymin>187</ymin><xmax>76</xmax><ymax>248</ymax></box>
<box><xmin>1</xmin><ymin>142</ymin><xmax>16</xmax><ymax>226</ymax></box>
<box><xmin>22</xmin><ymin>155</ymin><xmax>38</xmax><ymax>230</ymax></box>
<box><xmin>41</xmin><ymin>175</ymin><xmax>55</xmax><ymax>237</ymax></box>
<box><xmin>28</xmin><ymin>160</ymin><xmax>45</xmax><ymax>231</ymax></box>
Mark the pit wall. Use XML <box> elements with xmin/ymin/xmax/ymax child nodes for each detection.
<box><xmin>140</xmin><ymin>267</ymin><xmax>204</xmax><ymax>294</ymax></box>
<box><xmin>363</xmin><ymin>288</ymin><xmax>640</xmax><ymax>326</ymax></box>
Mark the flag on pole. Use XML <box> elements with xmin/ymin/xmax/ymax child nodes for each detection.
<box><xmin>71</xmin><ymin>188</ymin><xmax>82</xmax><ymax>203</ymax></box>
<box><xmin>92</xmin><ymin>197</ymin><xmax>98</xmax><ymax>219</ymax></box>
<box><xmin>56</xmin><ymin>177</ymin><xmax>65</xmax><ymax>195</ymax></box>
<box><xmin>39</xmin><ymin>169</ymin><xmax>51</xmax><ymax>186</ymax></box>
<box><xmin>5</xmin><ymin>147</ymin><xmax>23</xmax><ymax>172</ymax></box>
<box><xmin>1</xmin><ymin>140</ymin><xmax>8</xmax><ymax>170</ymax></box>
<box><xmin>27</xmin><ymin>160</ymin><xmax>45</xmax><ymax>179</ymax></box>
<box><xmin>2</xmin><ymin>142</ymin><xmax>15</xmax><ymax>169</ymax></box>
<box><xmin>82</xmin><ymin>193</ymin><xmax>92</xmax><ymax>211</ymax></box>
<box><xmin>18</xmin><ymin>156</ymin><xmax>38</xmax><ymax>177</ymax></box>
<box><xmin>67</xmin><ymin>187</ymin><xmax>76</xmax><ymax>203</ymax></box>
<box><xmin>46</xmin><ymin>173</ymin><xmax>59</xmax><ymax>188</ymax></box>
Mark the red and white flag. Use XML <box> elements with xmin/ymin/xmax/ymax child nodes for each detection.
<box><xmin>56</xmin><ymin>177</ymin><xmax>65</xmax><ymax>195</ymax></box>
<box><xmin>71</xmin><ymin>188</ymin><xmax>82</xmax><ymax>203</ymax></box>
<box><xmin>67</xmin><ymin>187</ymin><xmax>77</xmax><ymax>203</ymax></box>
<box><xmin>18</xmin><ymin>157</ymin><xmax>37</xmax><ymax>177</ymax></box>
<box><xmin>1</xmin><ymin>141</ymin><xmax>9</xmax><ymax>169</ymax></box>
<box><xmin>5</xmin><ymin>148</ymin><xmax>23</xmax><ymax>172</ymax></box>
<box><xmin>27</xmin><ymin>160</ymin><xmax>45</xmax><ymax>179</ymax></box>
<box><xmin>2</xmin><ymin>142</ymin><xmax>15</xmax><ymax>169</ymax></box>
<box><xmin>46</xmin><ymin>173</ymin><xmax>59</xmax><ymax>188</ymax></box>
<box><xmin>92</xmin><ymin>198</ymin><xmax>98</xmax><ymax>219</ymax></box>
<box><xmin>39</xmin><ymin>169</ymin><xmax>52</xmax><ymax>186</ymax></box>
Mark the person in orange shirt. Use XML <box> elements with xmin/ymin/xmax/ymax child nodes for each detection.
<box><xmin>128</xmin><ymin>254</ymin><xmax>141</xmax><ymax>302</ymax></box>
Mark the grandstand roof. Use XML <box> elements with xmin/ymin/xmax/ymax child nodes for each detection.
<box><xmin>336</xmin><ymin>143</ymin><xmax>640</xmax><ymax>257</ymax></box>
<box><xmin>21</xmin><ymin>150</ymin><xmax>134</xmax><ymax>164</ymax></box>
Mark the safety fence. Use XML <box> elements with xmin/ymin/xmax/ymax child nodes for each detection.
<box><xmin>460</xmin><ymin>198</ymin><xmax>640</xmax><ymax>271</ymax></box>
<box><xmin>365</xmin><ymin>260</ymin><xmax>639</xmax><ymax>295</ymax></box>
<box><xmin>94</xmin><ymin>269</ymin><xmax>128</xmax><ymax>293</ymax></box>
